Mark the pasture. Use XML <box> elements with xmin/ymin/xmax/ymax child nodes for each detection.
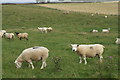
<box><xmin>2</xmin><ymin>3</ymin><xmax>119</xmax><ymax>78</ymax></box>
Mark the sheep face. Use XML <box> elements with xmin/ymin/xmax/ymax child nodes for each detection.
<box><xmin>14</xmin><ymin>61</ymin><xmax>22</xmax><ymax>68</ymax></box>
<box><xmin>71</xmin><ymin>44</ymin><xmax>79</xmax><ymax>52</ymax></box>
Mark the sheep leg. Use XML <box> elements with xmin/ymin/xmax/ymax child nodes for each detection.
<box><xmin>40</xmin><ymin>61</ymin><xmax>46</xmax><ymax>69</ymax></box>
<box><xmin>83</xmin><ymin>55</ymin><xmax>87</xmax><ymax>64</ymax></box>
<box><xmin>99</xmin><ymin>55</ymin><xmax>103</xmax><ymax>63</ymax></box>
<box><xmin>20</xmin><ymin>37</ymin><xmax>22</xmax><ymax>40</ymax></box>
<box><xmin>28</xmin><ymin>60</ymin><xmax>34</xmax><ymax>69</ymax></box>
<box><xmin>79</xmin><ymin>56</ymin><xmax>82</xmax><ymax>63</ymax></box>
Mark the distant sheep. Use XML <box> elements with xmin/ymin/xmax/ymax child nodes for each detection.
<box><xmin>15</xmin><ymin>32</ymin><xmax>28</xmax><ymax>40</ymax></box>
<box><xmin>102</xmin><ymin>28</ymin><xmax>110</xmax><ymax>33</ymax></box>
<box><xmin>92</xmin><ymin>29</ymin><xmax>98</xmax><ymax>33</ymax></box>
<box><xmin>38</xmin><ymin>27</ymin><xmax>48</xmax><ymax>33</ymax></box>
<box><xmin>71</xmin><ymin>44</ymin><xmax>105</xmax><ymax>64</ymax></box>
<box><xmin>104</xmin><ymin>16</ymin><xmax>108</xmax><ymax>18</ymax></box>
<box><xmin>4</xmin><ymin>33</ymin><xmax>14</xmax><ymax>39</ymax></box>
<box><xmin>14</xmin><ymin>46</ymin><xmax>49</xmax><ymax>69</ymax></box>
<box><xmin>91</xmin><ymin>14</ymin><xmax>94</xmax><ymax>16</ymax></box>
<box><xmin>115</xmin><ymin>38</ymin><xmax>120</xmax><ymax>44</ymax></box>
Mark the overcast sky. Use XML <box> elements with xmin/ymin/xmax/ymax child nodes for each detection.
<box><xmin>1</xmin><ymin>0</ymin><xmax>36</xmax><ymax>3</ymax></box>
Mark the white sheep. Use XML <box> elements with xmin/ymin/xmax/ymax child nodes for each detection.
<box><xmin>91</xmin><ymin>13</ymin><xmax>94</xmax><ymax>16</ymax></box>
<box><xmin>92</xmin><ymin>29</ymin><xmax>98</xmax><ymax>33</ymax></box>
<box><xmin>102</xmin><ymin>28</ymin><xmax>110</xmax><ymax>33</ymax></box>
<box><xmin>47</xmin><ymin>27</ymin><xmax>53</xmax><ymax>32</ymax></box>
<box><xmin>38</xmin><ymin>27</ymin><xmax>48</xmax><ymax>33</ymax></box>
<box><xmin>15</xmin><ymin>32</ymin><xmax>28</xmax><ymax>40</ymax></box>
<box><xmin>14</xmin><ymin>46</ymin><xmax>49</xmax><ymax>69</ymax></box>
<box><xmin>104</xmin><ymin>16</ymin><xmax>108</xmax><ymax>18</ymax></box>
<box><xmin>71</xmin><ymin>44</ymin><xmax>105</xmax><ymax>64</ymax></box>
<box><xmin>4</xmin><ymin>33</ymin><xmax>14</xmax><ymax>39</ymax></box>
<box><xmin>115</xmin><ymin>38</ymin><xmax>120</xmax><ymax>44</ymax></box>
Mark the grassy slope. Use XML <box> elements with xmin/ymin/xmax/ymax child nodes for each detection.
<box><xmin>2</xmin><ymin>4</ymin><xmax>118</xmax><ymax>78</ymax></box>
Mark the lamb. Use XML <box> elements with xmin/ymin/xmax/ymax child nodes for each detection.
<box><xmin>102</xmin><ymin>28</ymin><xmax>110</xmax><ymax>33</ymax></box>
<box><xmin>92</xmin><ymin>29</ymin><xmax>98</xmax><ymax>33</ymax></box>
<box><xmin>15</xmin><ymin>32</ymin><xmax>28</xmax><ymax>40</ymax></box>
<box><xmin>14</xmin><ymin>46</ymin><xmax>49</xmax><ymax>69</ymax></box>
<box><xmin>115</xmin><ymin>38</ymin><xmax>120</xmax><ymax>44</ymax></box>
<box><xmin>47</xmin><ymin>27</ymin><xmax>53</xmax><ymax>32</ymax></box>
<box><xmin>71</xmin><ymin>44</ymin><xmax>105</xmax><ymax>64</ymax></box>
<box><xmin>4</xmin><ymin>33</ymin><xmax>14</xmax><ymax>39</ymax></box>
<box><xmin>38</xmin><ymin>27</ymin><xmax>48</xmax><ymax>33</ymax></box>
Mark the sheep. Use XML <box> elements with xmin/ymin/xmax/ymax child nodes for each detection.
<box><xmin>71</xmin><ymin>44</ymin><xmax>105</xmax><ymax>64</ymax></box>
<box><xmin>4</xmin><ymin>33</ymin><xmax>14</xmax><ymax>39</ymax></box>
<box><xmin>47</xmin><ymin>27</ymin><xmax>53</xmax><ymax>32</ymax></box>
<box><xmin>115</xmin><ymin>38</ymin><xmax>120</xmax><ymax>44</ymax></box>
<box><xmin>14</xmin><ymin>46</ymin><xmax>49</xmax><ymax>69</ymax></box>
<box><xmin>38</xmin><ymin>27</ymin><xmax>48</xmax><ymax>33</ymax></box>
<box><xmin>15</xmin><ymin>32</ymin><xmax>28</xmax><ymax>40</ymax></box>
<box><xmin>102</xmin><ymin>28</ymin><xmax>110</xmax><ymax>33</ymax></box>
<box><xmin>92</xmin><ymin>29</ymin><xmax>98</xmax><ymax>33</ymax></box>
<box><xmin>104</xmin><ymin>16</ymin><xmax>108</xmax><ymax>18</ymax></box>
<box><xmin>91</xmin><ymin>13</ymin><xmax>94</xmax><ymax>16</ymax></box>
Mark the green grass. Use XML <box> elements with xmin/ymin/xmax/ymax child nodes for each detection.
<box><xmin>2</xmin><ymin>4</ymin><xmax>119</xmax><ymax>78</ymax></box>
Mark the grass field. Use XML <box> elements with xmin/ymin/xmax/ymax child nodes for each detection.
<box><xmin>2</xmin><ymin>3</ymin><xmax>119</xmax><ymax>78</ymax></box>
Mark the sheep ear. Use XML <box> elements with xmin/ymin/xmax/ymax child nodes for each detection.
<box><xmin>77</xmin><ymin>45</ymin><xmax>79</xmax><ymax>47</ymax></box>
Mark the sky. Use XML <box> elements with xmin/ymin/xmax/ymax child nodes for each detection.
<box><xmin>1</xmin><ymin>0</ymin><xmax>119</xmax><ymax>3</ymax></box>
<box><xmin>1</xmin><ymin>0</ymin><xmax>36</xmax><ymax>3</ymax></box>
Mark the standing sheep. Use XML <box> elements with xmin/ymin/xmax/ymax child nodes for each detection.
<box><xmin>15</xmin><ymin>32</ymin><xmax>28</xmax><ymax>40</ymax></box>
<box><xmin>14</xmin><ymin>46</ymin><xmax>49</xmax><ymax>69</ymax></box>
<box><xmin>92</xmin><ymin>29</ymin><xmax>98</xmax><ymax>33</ymax></box>
<box><xmin>102</xmin><ymin>28</ymin><xmax>110</xmax><ymax>33</ymax></box>
<box><xmin>115</xmin><ymin>38</ymin><xmax>120</xmax><ymax>44</ymax></box>
<box><xmin>38</xmin><ymin>27</ymin><xmax>48</xmax><ymax>33</ymax></box>
<box><xmin>4</xmin><ymin>33</ymin><xmax>14</xmax><ymax>39</ymax></box>
<box><xmin>71</xmin><ymin>44</ymin><xmax>105</xmax><ymax>64</ymax></box>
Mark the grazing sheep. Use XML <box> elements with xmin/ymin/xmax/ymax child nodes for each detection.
<box><xmin>115</xmin><ymin>38</ymin><xmax>120</xmax><ymax>44</ymax></box>
<box><xmin>71</xmin><ymin>44</ymin><xmax>105</xmax><ymax>64</ymax></box>
<box><xmin>38</xmin><ymin>27</ymin><xmax>48</xmax><ymax>33</ymax></box>
<box><xmin>4</xmin><ymin>33</ymin><xmax>14</xmax><ymax>39</ymax></box>
<box><xmin>92</xmin><ymin>29</ymin><xmax>98</xmax><ymax>33</ymax></box>
<box><xmin>47</xmin><ymin>27</ymin><xmax>53</xmax><ymax>32</ymax></box>
<box><xmin>102</xmin><ymin>28</ymin><xmax>110</xmax><ymax>33</ymax></box>
<box><xmin>14</xmin><ymin>46</ymin><xmax>49</xmax><ymax>69</ymax></box>
<box><xmin>15</xmin><ymin>32</ymin><xmax>28</xmax><ymax>40</ymax></box>
<box><xmin>104</xmin><ymin>16</ymin><xmax>108</xmax><ymax>18</ymax></box>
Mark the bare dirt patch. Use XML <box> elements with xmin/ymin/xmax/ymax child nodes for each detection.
<box><xmin>36</xmin><ymin>2</ymin><xmax>118</xmax><ymax>15</ymax></box>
